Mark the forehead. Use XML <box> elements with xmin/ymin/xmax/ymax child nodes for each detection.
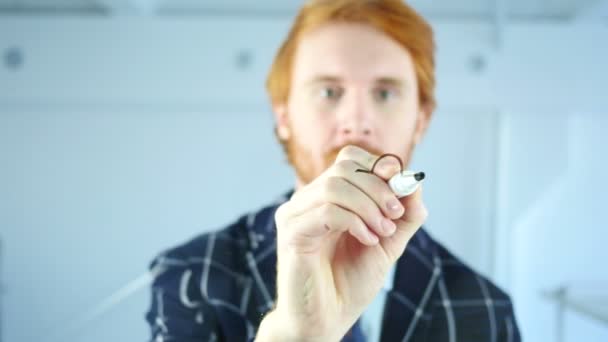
<box><xmin>292</xmin><ymin>22</ymin><xmax>416</xmax><ymax>84</ymax></box>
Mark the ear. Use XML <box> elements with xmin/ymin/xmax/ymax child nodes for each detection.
<box><xmin>412</xmin><ymin>103</ymin><xmax>433</xmax><ymax>145</ymax></box>
<box><xmin>273</xmin><ymin>103</ymin><xmax>291</xmax><ymax>141</ymax></box>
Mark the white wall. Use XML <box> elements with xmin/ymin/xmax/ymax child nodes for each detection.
<box><xmin>508</xmin><ymin>113</ymin><xmax>608</xmax><ymax>341</ymax></box>
<box><xmin>0</xmin><ymin>107</ymin><xmax>294</xmax><ymax>341</ymax></box>
<box><xmin>1</xmin><ymin>16</ymin><xmax>607</xmax><ymax>342</ymax></box>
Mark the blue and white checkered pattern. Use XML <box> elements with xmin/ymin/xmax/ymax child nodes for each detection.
<box><xmin>146</xmin><ymin>191</ymin><xmax>521</xmax><ymax>341</ymax></box>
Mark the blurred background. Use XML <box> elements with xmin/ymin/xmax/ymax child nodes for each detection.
<box><xmin>0</xmin><ymin>0</ymin><xmax>607</xmax><ymax>341</ymax></box>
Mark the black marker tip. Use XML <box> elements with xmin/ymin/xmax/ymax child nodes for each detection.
<box><xmin>414</xmin><ymin>172</ymin><xmax>425</xmax><ymax>181</ymax></box>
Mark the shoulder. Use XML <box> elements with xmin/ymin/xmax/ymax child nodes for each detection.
<box><xmin>144</xmin><ymin>215</ymin><xmax>252</xmax><ymax>340</ymax></box>
<box><xmin>148</xmin><ymin>212</ymin><xmax>253</xmax><ymax>298</ymax></box>
<box><xmin>145</xmin><ymin>196</ymin><xmax>286</xmax><ymax>341</ymax></box>
<box><xmin>150</xmin><ymin>217</ymin><xmax>249</xmax><ymax>272</ymax></box>
<box><xmin>147</xmin><ymin>196</ymin><xmax>284</xmax><ymax>304</ymax></box>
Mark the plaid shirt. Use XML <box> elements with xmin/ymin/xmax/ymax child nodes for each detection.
<box><xmin>146</xmin><ymin>192</ymin><xmax>521</xmax><ymax>341</ymax></box>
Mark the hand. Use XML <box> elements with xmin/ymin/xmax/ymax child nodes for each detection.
<box><xmin>256</xmin><ymin>145</ymin><xmax>428</xmax><ymax>342</ymax></box>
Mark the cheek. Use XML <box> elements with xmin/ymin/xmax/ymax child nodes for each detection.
<box><xmin>290</xmin><ymin>107</ymin><xmax>335</xmax><ymax>142</ymax></box>
<box><xmin>380</xmin><ymin>112</ymin><xmax>418</xmax><ymax>144</ymax></box>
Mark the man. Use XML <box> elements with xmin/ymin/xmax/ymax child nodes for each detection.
<box><xmin>146</xmin><ymin>0</ymin><xmax>521</xmax><ymax>341</ymax></box>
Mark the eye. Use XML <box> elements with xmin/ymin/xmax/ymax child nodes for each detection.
<box><xmin>374</xmin><ymin>88</ymin><xmax>395</xmax><ymax>102</ymax></box>
<box><xmin>320</xmin><ymin>86</ymin><xmax>343</xmax><ymax>100</ymax></box>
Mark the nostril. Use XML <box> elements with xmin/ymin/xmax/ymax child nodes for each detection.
<box><xmin>341</xmin><ymin>127</ymin><xmax>371</xmax><ymax>136</ymax></box>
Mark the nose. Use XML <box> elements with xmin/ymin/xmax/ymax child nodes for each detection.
<box><xmin>340</xmin><ymin>122</ymin><xmax>372</xmax><ymax>137</ymax></box>
<box><xmin>336</xmin><ymin>92</ymin><xmax>373</xmax><ymax>139</ymax></box>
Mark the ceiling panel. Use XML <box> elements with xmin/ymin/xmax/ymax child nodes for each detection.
<box><xmin>0</xmin><ymin>0</ymin><xmax>92</xmax><ymax>6</ymax></box>
<box><xmin>0</xmin><ymin>0</ymin><xmax>603</xmax><ymax>20</ymax></box>
<box><xmin>154</xmin><ymin>0</ymin><xmax>491</xmax><ymax>17</ymax></box>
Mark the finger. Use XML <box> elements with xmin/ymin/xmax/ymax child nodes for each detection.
<box><xmin>287</xmin><ymin>176</ymin><xmax>396</xmax><ymax>238</ymax></box>
<box><xmin>370</xmin><ymin>154</ymin><xmax>402</xmax><ymax>181</ymax></box>
<box><xmin>380</xmin><ymin>186</ymin><xmax>428</xmax><ymax>261</ymax></box>
<box><xmin>334</xmin><ymin>145</ymin><xmax>402</xmax><ymax>181</ymax></box>
<box><xmin>280</xmin><ymin>203</ymin><xmax>379</xmax><ymax>254</ymax></box>
<box><xmin>398</xmin><ymin>186</ymin><xmax>428</xmax><ymax>225</ymax></box>
<box><xmin>334</xmin><ymin>145</ymin><xmax>378</xmax><ymax>171</ymax></box>
<box><xmin>329</xmin><ymin>159</ymin><xmax>404</xmax><ymax>220</ymax></box>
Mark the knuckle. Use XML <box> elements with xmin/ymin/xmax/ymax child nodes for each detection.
<box><xmin>332</xmin><ymin>159</ymin><xmax>356</xmax><ymax>175</ymax></box>
<box><xmin>319</xmin><ymin>203</ymin><xmax>335</xmax><ymax>219</ymax></box>
<box><xmin>337</xmin><ymin>145</ymin><xmax>358</xmax><ymax>160</ymax></box>
<box><xmin>323</xmin><ymin>176</ymin><xmax>345</xmax><ymax>196</ymax></box>
<box><xmin>350</xmin><ymin>203</ymin><xmax>375</xmax><ymax>228</ymax></box>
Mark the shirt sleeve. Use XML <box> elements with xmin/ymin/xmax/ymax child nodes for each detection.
<box><xmin>145</xmin><ymin>255</ymin><xmax>221</xmax><ymax>342</ymax></box>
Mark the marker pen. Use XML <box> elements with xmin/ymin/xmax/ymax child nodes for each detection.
<box><xmin>388</xmin><ymin>170</ymin><xmax>426</xmax><ymax>197</ymax></box>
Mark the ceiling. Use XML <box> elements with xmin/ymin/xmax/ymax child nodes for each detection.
<box><xmin>0</xmin><ymin>0</ymin><xmax>606</xmax><ymax>21</ymax></box>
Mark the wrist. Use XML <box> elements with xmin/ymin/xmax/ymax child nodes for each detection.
<box><xmin>255</xmin><ymin>310</ymin><xmax>340</xmax><ymax>342</ymax></box>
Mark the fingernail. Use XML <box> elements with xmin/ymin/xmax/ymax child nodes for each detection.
<box><xmin>381</xmin><ymin>218</ymin><xmax>396</xmax><ymax>235</ymax></box>
<box><xmin>378</xmin><ymin>158</ymin><xmax>397</xmax><ymax>173</ymax></box>
<box><xmin>387</xmin><ymin>199</ymin><xmax>402</xmax><ymax>212</ymax></box>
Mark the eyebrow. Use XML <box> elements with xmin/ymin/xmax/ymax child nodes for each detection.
<box><xmin>306</xmin><ymin>75</ymin><xmax>406</xmax><ymax>88</ymax></box>
<box><xmin>375</xmin><ymin>77</ymin><xmax>406</xmax><ymax>88</ymax></box>
<box><xmin>306</xmin><ymin>75</ymin><xmax>343</xmax><ymax>86</ymax></box>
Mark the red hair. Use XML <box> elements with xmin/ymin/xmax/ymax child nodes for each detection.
<box><xmin>266</xmin><ymin>0</ymin><xmax>436</xmax><ymax>112</ymax></box>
